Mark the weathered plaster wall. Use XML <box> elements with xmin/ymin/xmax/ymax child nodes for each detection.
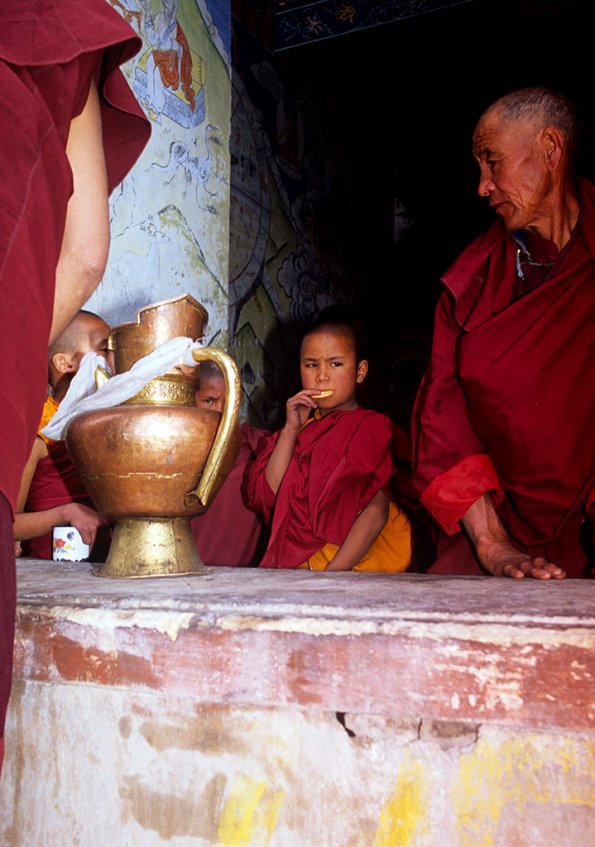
<box><xmin>5</xmin><ymin>685</ymin><xmax>593</xmax><ymax>846</ymax></box>
<box><xmin>1</xmin><ymin>563</ymin><xmax>594</xmax><ymax>846</ymax></box>
<box><xmin>88</xmin><ymin>0</ymin><xmax>232</xmax><ymax>347</ymax></box>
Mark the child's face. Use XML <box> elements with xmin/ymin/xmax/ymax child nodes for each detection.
<box><xmin>195</xmin><ymin>375</ymin><xmax>225</xmax><ymax>412</ymax></box>
<box><xmin>73</xmin><ymin>317</ymin><xmax>111</xmax><ymax>371</ymax></box>
<box><xmin>300</xmin><ymin>328</ymin><xmax>367</xmax><ymax>415</ymax></box>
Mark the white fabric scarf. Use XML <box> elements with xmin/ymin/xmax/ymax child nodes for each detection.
<box><xmin>42</xmin><ymin>336</ymin><xmax>203</xmax><ymax>441</ymax></box>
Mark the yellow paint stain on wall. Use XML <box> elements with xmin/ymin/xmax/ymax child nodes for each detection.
<box><xmin>453</xmin><ymin>735</ymin><xmax>595</xmax><ymax>847</ymax></box>
<box><xmin>216</xmin><ymin>774</ymin><xmax>283</xmax><ymax>847</ymax></box>
<box><xmin>373</xmin><ymin>755</ymin><xmax>427</xmax><ymax>847</ymax></box>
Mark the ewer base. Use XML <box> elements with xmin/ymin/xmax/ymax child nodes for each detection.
<box><xmin>97</xmin><ymin>517</ymin><xmax>209</xmax><ymax>578</ymax></box>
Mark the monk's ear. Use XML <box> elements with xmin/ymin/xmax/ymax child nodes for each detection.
<box><xmin>356</xmin><ymin>359</ymin><xmax>368</xmax><ymax>383</ymax></box>
<box><xmin>51</xmin><ymin>352</ymin><xmax>76</xmax><ymax>375</ymax></box>
<box><xmin>542</xmin><ymin>126</ymin><xmax>564</xmax><ymax>170</ymax></box>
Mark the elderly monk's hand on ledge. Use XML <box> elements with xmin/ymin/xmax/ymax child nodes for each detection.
<box><xmin>475</xmin><ymin>539</ymin><xmax>566</xmax><ymax>580</ymax></box>
<box><xmin>461</xmin><ymin>494</ymin><xmax>567</xmax><ymax>580</ymax></box>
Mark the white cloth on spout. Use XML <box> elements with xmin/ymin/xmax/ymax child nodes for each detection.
<box><xmin>42</xmin><ymin>336</ymin><xmax>203</xmax><ymax>441</ymax></box>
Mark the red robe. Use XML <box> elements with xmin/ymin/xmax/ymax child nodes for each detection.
<box><xmin>24</xmin><ymin>399</ymin><xmax>97</xmax><ymax>560</ymax></box>
<box><xmin>412</xmin><ymin>178</ymin><xmax>595</xmax><ymax>577</ymax></box>
<box><xmin>0</xmin><ymin>0</ymin><xmax>150</xmax><ymax>515</ymax></box>
<box><xmin>247</xmin><ymin>408</ymin><xmax>396</xmax><ymax>569</ymax></box>
<box><xmin>0</xmin><ymin>0</ymin><xmax>150</xmax><ymax>754</ymax></box>
<box><xmin>191</xmin><ymin>424</ymin><xmax>268</xmax><ymax>566</ymax></box>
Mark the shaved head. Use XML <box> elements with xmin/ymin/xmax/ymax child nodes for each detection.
<box><xmin>48</xmin><ymin>310</ymin><xmax>106</xmax><ymax>359</ymax></box>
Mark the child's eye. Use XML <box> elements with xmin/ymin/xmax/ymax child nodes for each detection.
<box><xmin>330</xmin><ymin>361</ymin><xmax>342</xmax><ymax>367</ymax></box>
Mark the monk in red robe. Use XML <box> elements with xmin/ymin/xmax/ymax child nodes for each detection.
<box><xmin>412</xmin><ymin>87</ymin><xmax>595</xmax><ymax>580</ymax></box>
<box><xmin>247</xmin><ymin>314</ymin><xmax>412</xmax><ymax>572</ymax></box>
<box><xmin>191</xmin><ymin>362</ymin><xmax>269</xmax><ymax>566</ymax></box>
<box><xmin>0</xmin><ymin>0</ymin><xmax>150</xmax><ymax>770</ymax></box>
<box><xmin>15</xmin><ymin>311</ymin><xmax>112</xmax><ymax>561</ymax></box>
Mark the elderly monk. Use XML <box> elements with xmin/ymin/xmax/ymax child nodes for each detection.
<box><xmin>412</xmin><ymin>87</ymin><xmax>594</xmax><ymax>580</ymax></box>
<box><xmin>0</xmin><ymin>0</ymin><xmax>150</xmax><ymax>773</ymax></box>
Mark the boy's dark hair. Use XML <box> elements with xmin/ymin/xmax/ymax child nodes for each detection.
<box><xmin>197</xmin><ymin>360</ymin><xmax>224</xmax><ymax>387</ymax></box>
<box><xmin>304</xmin><ymin>304</ymin><xmax>368</xmax><ymax>363</ymax></box>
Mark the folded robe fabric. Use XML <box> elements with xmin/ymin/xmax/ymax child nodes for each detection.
<box><xmin>192</xmin><ymin>423</ymin><xmax>269</xmax><ymax>567</ymax></box>
<box><xmin>247</xmin><ymin>407</ymin><xmax>411</xmax><ymax>570</ymax></box>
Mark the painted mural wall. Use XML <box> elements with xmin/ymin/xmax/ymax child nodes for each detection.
<box><xmin>229</xmin><ymin>23</ymin><xmax>357</xmax><ymax>429</ymax></box>
<box><xmin>87</xmin><ymin>0</ymin><xmax>232</xmax><ymax>348</ymax></box>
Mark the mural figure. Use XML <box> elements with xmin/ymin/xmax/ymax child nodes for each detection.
<box><xmin>131</xmin><ymin>0</ymin><xmax>206</xmax><ymax>128</ymax></box>
<box><xmin>87</xmin><ymin>1</ymin><xmax>231</xmax><ymax>359</ymax></box>
<box><xmin>150</xmin><ymin>124</ymin><xmax>223</xmax><ymax>205</ymax></box>
<box><xmin>145</xmin><ymin>0</ymin><xmax>194</xmax><ymax>108</ymax></box>
<box><xmin>109</xmin><ymin>0</ymin><xmax>143</xmax><ymax>30</ymax></box>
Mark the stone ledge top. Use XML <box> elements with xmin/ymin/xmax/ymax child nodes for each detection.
<box><xmin>14</xmin><ymin>561</ymin><xmax>595</xmax><ymax>728</ymax></box>
<box><xmin>16</xmin><ymin>559</ymin><xmax>595</xmax><ymax>629</ymax></box>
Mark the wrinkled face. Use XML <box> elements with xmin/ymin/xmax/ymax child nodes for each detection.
<box><xmin>195</xmin><ymin>375</ymin><xmax>225</xmax><ymax>412</ymax></box>
<box><xmin>300</xmin><ymin>328</ymin><xmax>367</xmax><ymax>416</ymax></box>
<box><xmin>472</xmin><ymin>110</ymin><xmax>552</xmax><ymax>232</ymax></box>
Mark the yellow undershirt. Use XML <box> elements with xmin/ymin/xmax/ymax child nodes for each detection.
<box><xmin>298</xmin><ymin>500</ymin><xmax>412</xmax><ymax>573</ymax></box>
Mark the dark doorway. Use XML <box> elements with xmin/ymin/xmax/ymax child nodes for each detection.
<box><xmin>266</xmin><ymin>0</ymin><xmax>594</xmax><ymax>428</ymax></box>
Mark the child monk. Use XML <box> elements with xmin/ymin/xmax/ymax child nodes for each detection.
<box><xmin>246</xmin><ymin>314</ymin><xmax>412</xmax><ymax>571</ymax></box>
<box><xmin>191</xmin><ymin>361</ymin><xmax>269</xmax><ymax>566</ymax></box>
<box><xmin>14</xmin><ymin>311</ymin><xmax>111</xmax><ymax>559</ymax></box>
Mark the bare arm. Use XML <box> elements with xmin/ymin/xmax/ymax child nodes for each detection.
<box><xmin>15</xmin><ymin>438</ymin><xmax>47</xmax><ymax>513</ymax></box>
<box><xmin>265</xmin><ymin>389</ymin><xmax>319</xmax><ymax>494</ymax></box>
<box><xmin>14</xmin><ymin>502</ymin><xmax>108</xmax><ymax>547</ymax></box>
<box><xmin>50</xmin><ymin>79</ymin><xmax>110</xmax><ymax>343</ymax></box>
<box><xmin>325</xmin><ymin>490</ymin><xmax>389</xmax><ymax>572</ymax></box>
<box><xmin>461</xmin><ymin>493</ymin><xmax>566</xmax><ymax>580</ymax></box>
<box><xmin>14</xmin><ymin>437</ymin><xmax>108</xmax><ymax>547</ymax></box>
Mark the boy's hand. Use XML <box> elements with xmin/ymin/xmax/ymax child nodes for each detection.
<box><xmin>61</xmin><ymin>502</ymin><xmax>109</xmax><ymax>547</ymax></box>
<box><xmin>285</xmin><ymin>389</ymin><xmax>328</xmax><ymax>433</ymax></box>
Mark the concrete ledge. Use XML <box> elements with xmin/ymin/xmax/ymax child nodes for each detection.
<box><xmin>2</xmin><ymin>561</ymin><xmax>594</xmax><ymax>846</ymax></box>
<box><xmin>13</xmin><ymin>561</ymin><xmax>595</xmax><ymax>731</ymax></box>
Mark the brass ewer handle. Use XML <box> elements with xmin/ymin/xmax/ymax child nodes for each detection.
<box><xmin>187</xmin><ymin>347</ymin><xmax>241</xmax><ymax>508</ymax></box>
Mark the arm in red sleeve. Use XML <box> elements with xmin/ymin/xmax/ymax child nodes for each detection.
<box><xmin>420</xmin><ymin>454</ymin><xmax>503</xmax><ymax>534</ymax></box>
<box><xmin>412</xmin><ymin>290</ymin><xmax>503</xmax><ymax>532</ymax></box>
<box><xmin>245</xmin><ymin>431</ymin><xmax>279</xmax><ymax>522</ymax></box>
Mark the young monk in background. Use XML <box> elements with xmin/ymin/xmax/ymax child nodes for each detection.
<box><xmin>246</xmin><ymin>314</ymin><xmax>412</xmax><ymax>571</ymax></box>
<box><xmin>14</xmin><ymin>311</ymin><xmax>111</xmax><ymax>560</ymax></box>
<box><xmin>191</xmin><ymin>361</ymin><xmax>269</xmax><ymax>566</ymax></box>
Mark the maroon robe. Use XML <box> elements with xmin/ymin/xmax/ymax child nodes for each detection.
<box><xmin>247</xmin><ymin>408</ymin><xmax>396</xmax><ymax>569</ymax></box>
<box><xmin>191</xmin><ymin>424</ymin><xmax>268</xmax><ymax>566</ymax></box>
<box><xmin>412</xmin><ymin>178</ymin><xmax>595</xmax><ymax>577</ymax></box>
<box><xmin>24</xmin><ymin>442</ymin><xmax>96</xmax><ymax>560</ymax></box>
<box><xmin>0</xmin><ymin>0</ymin><xmax>150</xmax><ymax>755</ymax></box>
<box><xmin>0</xmin><ymin>0</ymin><xmax>150</xmax><ymax>514</ymax></box>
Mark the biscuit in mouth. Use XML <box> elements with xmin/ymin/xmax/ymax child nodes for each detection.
<box><xmin>311</xmin><ymin>389</ymin><xmax>334</xmax><ymax>399</ymax></box>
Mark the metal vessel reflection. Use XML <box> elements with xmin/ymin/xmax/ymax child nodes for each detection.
<box><xmin>66</xmin><ymin>293</ymin><xmax>241</xmax><ymax>577</ymax></box>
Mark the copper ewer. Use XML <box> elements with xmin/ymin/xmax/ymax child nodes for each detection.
<box><xmin>65</xmin><ymin>293</ymin><xmax>241</xmax><ymax>578</ymax></box>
